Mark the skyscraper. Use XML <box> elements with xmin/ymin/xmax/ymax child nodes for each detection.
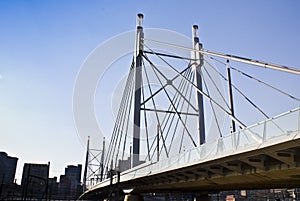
<box><xmin>21</xmin><ymin>163</ymin><xmax>49</xmax><ymax>199</ymax></box>
<box><xmin>59</xmin><ymin>164</ymin><xmax>82</xmax><ymax>199</ymax></box>
<box><xmin>0</xmin><ymin>152</ymin><xmax>18</xmax><ymax>184</ymax></box>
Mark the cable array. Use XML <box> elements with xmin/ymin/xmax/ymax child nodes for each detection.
<box><xmin>100</xmin><ymin>37</ymin><xmax>300</xmax><ymax>181</ymax></box>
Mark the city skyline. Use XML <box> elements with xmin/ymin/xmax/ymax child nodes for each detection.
<box><xmin>1</xmin><ymin>1</ymin><xmax>300</xmax><ymax>183</ymax></box>
<box><xmin>0</xmin><ymin>151</ymin><xmax>82</xmax><ymax>199</ymax></box>
<box><xmin>0</xmin><ymin>150</ymin><xmax>82</xmax><ymax>185</ymax></box>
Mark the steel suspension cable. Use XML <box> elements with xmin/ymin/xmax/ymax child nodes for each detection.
<box><xmin>144</xmin><ymin>38</ymin><xmax>300</xmax><ymax>75</ymax></box>
<box><xmin>202</xmin><ymin>59</ymin><xmax>231</xmax><ymax>110</ymax></box>
<box><xmin>141</xmin><ymin>59</ymin><xmax>152</xmax><ymax>161</ymax></box>
<box><xmin>157</xmin><ymin>72</ymin><xmax>187</xmax><ymax>157</ymax></box>
<box><xmin>143</xmin><ymin>59</ymin><xmax>196</xmax><ymax>160</ymax></box>
<box><xmin>143</xmin><ymin>44</ymin><xmax>246</xmax><ymax>129</ymax></box>
<box><xmin>142</xmin><ymin>57</ymin><xmax>170</xmax><ymax>158</ymax></box>
<box><xmin>164</xmin><ymin>68</ymin><xmax>194</xmax><ymax>156</ymax></box>
<box><xmin>142</xmin><ymin>53</ymin><xmax>188</xmax><ymax>130</ymax></box>
<box><xmin>143</xmin><ymin>45</ymin><xmax>199</xmax><ymax>112</ymax></box>
<box><xmin>143</xmin><ymin>54</ymin><xmax>198</xmax><ymax>147</ymax></box>
<box><xmin>142</xmin><ymin>59</ymin><xmax>199</xmax><ymax>158</ymax></box>
<box><xmin>205</xmin><ymin>57</ymin><xmax>285</xmax><ymax>134</ymax></box>
<box><xmin>178</xmin><ymin>70</ymin><xmax>195</xmax><ymax>153</ymax></box>
<box><xmin>211</xmin><ymin>57</ymin><xmax>300</xmax><ymax>102</ymax></box>
<box><xmin>104</xmin><ymin>61</ymin><xmax>135</xmax><ymax>171</ymax></box>
<box><xmin>140</xmin><ymin>61</ymin><xmax>196</xmax><ymax>109</ymax></box>
<box><xmin>147</xmin><ymin>68</ymin><xmax>194</xmax><ymax>158</ymax></box>
<box><xmin>114</xmin><ymin>67</ymin><xmax>135</xmax><ymax>166</ymax></box>
<box><xmin>143</xmin><ymin>55</ymin><xmax>199</xmax><ymax>112</ymax></box>
<box><xmin>157</xmin><ymin>73</ymin><xmax>188</xmax><ymax>157</ymax></box>
<box><xmin>201</xmin><ymin>68</ymin><xmax>223</xmax><ymax>137</ymax></box>
<box><xmin>160</xmin><ymin>67</ymin><xmax>193</xmax><ymax>134</ymax></box>
<box><xmin>120</xmin><ymin>70</ymin><xmax>135</xmax><ymax>162</ymax></box>
<box><xmin>112</xmin><ymin>67</ymin><xmax>135</xmax><ymax>167</ymax></box>
<box><xmin>142</xmin><ymin>85</ymin><xmax>151</xmax><ymax>161</ymax></box>
<box><xmin>143</xmin><ymin>49</ymin><xmax>200</xmax><ymax>155</ymax></box>
<box><xmin>145</xmin><ymin>67</ymin><xmax>193</xmax><ymax>160</ymax></box>
<box><xmin>204</xmin><ymin>57</ymin><xmax>270</xmax><ymax>119</ymax></box>
<box><xmin>159</xmin><ymin>67</ymin><xmax>193</xmax><ymax>125</ymax></box>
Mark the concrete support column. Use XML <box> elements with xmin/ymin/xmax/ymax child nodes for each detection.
<box><xmin>194</xmin><ymin>194</ymin><xmax>211</xmax><ymax>201</ymax></box>
<box><xmin>124</xmin><ymin>194</ymin><xmax>144</xmax><ymax>201</ymax></box>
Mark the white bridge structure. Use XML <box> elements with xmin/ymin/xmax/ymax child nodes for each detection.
<box><xmin>80</xmin><ymin>14</ymin><xmax>300</xmax><ymax>201</ymax></box>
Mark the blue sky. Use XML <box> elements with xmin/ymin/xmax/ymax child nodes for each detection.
<box><xmin>1</xmin><ymin>0</ymin><xmax>300</xmax><ymax>182</ymax></box>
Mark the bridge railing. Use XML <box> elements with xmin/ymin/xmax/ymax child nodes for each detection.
<box><xmin>123</xmin><ymin>107</ymin><xmax>299</xmax><ymax>178</ymax></box>
<box><xmin>90</xmin><ymin>107</ymin><xmax>300</xmax><ymax>190</ymax></box>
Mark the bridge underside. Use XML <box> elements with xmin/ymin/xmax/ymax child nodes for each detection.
<box><xmin>81</xmin><ymin>138</ymin><xmax>300</xmax><ymax>200</ymax></box>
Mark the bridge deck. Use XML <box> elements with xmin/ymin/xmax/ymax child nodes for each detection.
<box><xmin>81</xmin><ymin>108</ymin><xmax>300</xmax><ymax>199</ymax></box>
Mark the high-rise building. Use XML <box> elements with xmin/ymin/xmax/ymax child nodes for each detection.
<box><xmin>21</xmin><ymin>163</ymin><xmax>49</xmax><ymax>199</ymax></box>
<box><xmin>64</xmin><ymin>164</ymin><xmax>82</xmax><ymax>183</ymax></box>
<box><xmin>48</xmin><ymin>177</ymin><xmax>59</xmax><ymax>200</ymax></box>
<box><xmin>59</xmin><ymin>164</ymin><xmax>82</xmax><ymax>199</ymax></box>
<box><xmin>0</xmin><ymin>152</ymin><xmax>18</xmax><ymax>184</ymax></box>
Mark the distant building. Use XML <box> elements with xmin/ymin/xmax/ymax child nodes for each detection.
<box><xmin>59</xmin><ymin>164</ymin><xmax>82</xmax><ymax>199</ymax></box>
<box><xmin>0</xmin><ymin>152</ymin><xmax>18</xmax><ymax>200</ymax></box>
<box><xmin>0</xmin><ymin>152</ymin><xmax>18</xmax><ymax>184</ymax></box>
<box><xmin>48</xmin><ymin>177</ymin><xmax>59</xmax><ymax>200</ymax></box>
<box><xmin>21</xmin><ymin>163</ymin><xmax>49</xmax><ymax>199</ymax></box>
<box><xmin>65</xmin><ymin>164</ymin><xmax>82</xmax><ymax>184</ymax></box>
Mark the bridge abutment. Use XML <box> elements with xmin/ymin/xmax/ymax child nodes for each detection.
<box><xmin>124</xmin><ymin>194</ymin><xmax>144</xmax><ymax>201</ymax></box>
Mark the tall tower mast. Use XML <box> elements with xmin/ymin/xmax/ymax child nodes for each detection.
<box><xmin>132</xmin><ymin>13</ymin><xmax>144</xmax><ymax>167</ymax></box>
<box><xmin>192</xmin><ymin>25</ymin><xmax>206</xmax><ymax>145</ymax></box>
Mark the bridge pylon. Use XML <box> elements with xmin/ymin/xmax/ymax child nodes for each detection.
<box><xmin>132</xmin><ymin>13</ymin><xmax>144</xmax><ymax>168</ymax></box>
<box><xmin>192</xmin><ymin>25</ymin><xmax>206</xmax><ymax>145</ymax></box>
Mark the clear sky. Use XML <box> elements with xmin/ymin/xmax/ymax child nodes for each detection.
<box><xmin>1</xmin><ymin>0</ymin><xmax>300</xmax><ymax>183</ymax></box>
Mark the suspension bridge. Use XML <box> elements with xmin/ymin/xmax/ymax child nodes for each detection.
<box><xmin>80</xmin><ymin>14</ymin><xmax>300</xmax><ymax>201</ymax></box>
